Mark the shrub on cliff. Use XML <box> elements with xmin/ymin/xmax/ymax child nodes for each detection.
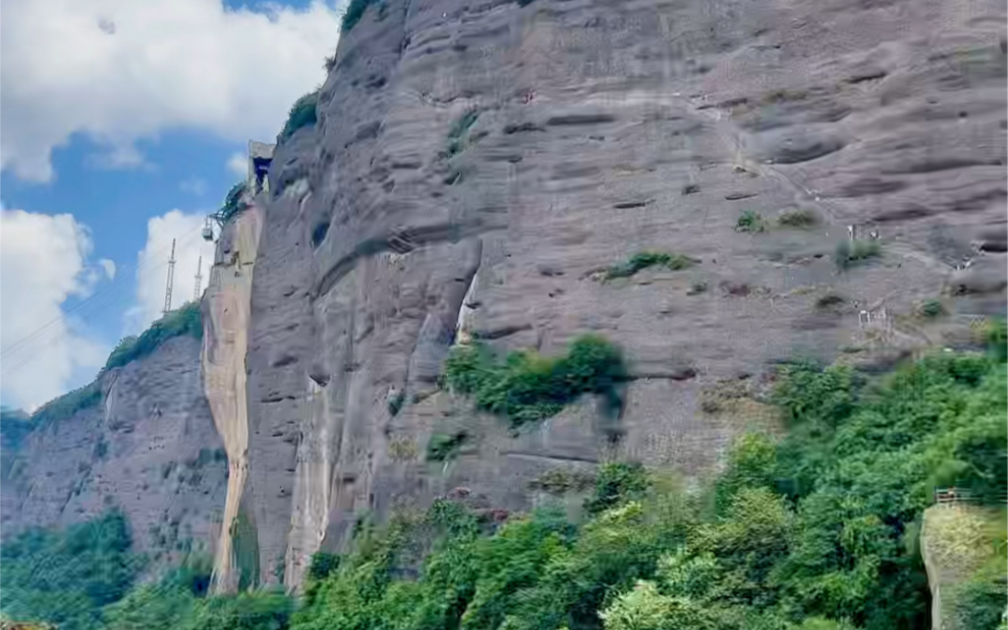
<box><xmin>603</xmin><ymin>251</ymin><xmax>696</xmax><ymax>281</ymax></box>
<box><xmin>341</xmin><ymin>0</ymin><xmax>378</xmax><ymax>32</ymax></box>
<box><xmin>29</xmin><ymin>380</ymin><xmax>103</xmax><ymax>427</ymax></box>
<box><xmin>443</xmin><ymin>334</ymin><xmax>628</xmax><ymax>427</ymax></box>
<box><xmin>279</xmin><ymin>91</ymin><xmax>319</xmax><ymax>142</ymax></box>
<box><xmin>104</xmin><ymin>302</ymin><xmax>202</xmax><ymax>371</ymax></box>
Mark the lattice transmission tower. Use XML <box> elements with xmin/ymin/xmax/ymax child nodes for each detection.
<box><xmin>162</xmin><ymin>239</ymin><xmax>176</xmax><ymax>315</ymax></box>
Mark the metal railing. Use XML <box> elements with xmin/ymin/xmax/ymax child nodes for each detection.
<box><xmin>934</xmin><ymin>487</ymin><xmax>1008</xmax><ymax>506</ymax></box>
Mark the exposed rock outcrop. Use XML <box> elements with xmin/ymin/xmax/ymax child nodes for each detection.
<box><xmin>236</xmin><ymin>0</ymin><xmax>1006</xmax><ymax>589</ymax></box>
<box><xmin>921</xmin><ymin>504</ymin><xmax>1004</xmax><ymax>630</ymax></box>
<box><xmin>0</xmin><ymin>336</ymin><xmax>227</xmax><ymax>571</ymax></box>
<box><xmin>201</xmin><ymin>203</ymin><xmax>264</xmax><ymax>591</ymax></box>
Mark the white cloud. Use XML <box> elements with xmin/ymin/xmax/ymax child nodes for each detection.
<box><xmin>180</xmin><ymin>176</ymin><xmax>208</xmax><ymax>196</ymax></box>
<box><xmin>124</xmin><ymin>210</ymin><xmax>217</xmax><ymax>333</ymax></box>
<box><xmin>100</xmin><ymin>258</ymin><xmax>117</xmax><ymax>279</ymax></box>
<box><xmin>0</xmin><ymin>206</ymin><xmax>109</xmax><ymax>411</ymax></box>
<box><xmin>226</xmin><ymin>152</ymin><xmax>249</xmax><ymax>179</ymax></box>
<box><xmin>1</xmin><ymin>0</ymin><xmax>343</xmax><ymax>182</ymax></box>
<box><xmin>86</xmin><ymin>144</ymin><xmax>152</xmax><ymax>172</ymax></box>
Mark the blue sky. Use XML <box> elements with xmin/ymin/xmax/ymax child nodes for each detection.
<box><xmin>0</xmin><ymin>0</ymin><xmax>345</xmax><ymax>410</ymax></box>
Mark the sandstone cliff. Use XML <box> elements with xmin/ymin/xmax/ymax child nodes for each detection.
<box><xmin>202</xmin><ymin>200</ymin><xmax>265</xmax><ymax>591</ymax></box>
<box><xmin>232</xmin><ymin>0</ymin><xmax>1006</xmax><ymax>589</ymax></box>
<box><xmin>0</xmin><ymin>334</ymin><xmax>228</xmax><ymax>571</ymax></box>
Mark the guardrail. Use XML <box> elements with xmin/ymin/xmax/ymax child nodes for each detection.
<box><xmin>934</xmin><ymin>487</ymin><xmax>1008</xmax><ymax>506</ymax></box>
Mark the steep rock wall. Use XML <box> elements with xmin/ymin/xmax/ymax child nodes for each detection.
<box><xmin>0</xmin><ymin>336</ymin><xmax>227</xmax><ymax>570</ymax></box>
<box><xmin>201</xmin><ymin>204</ymin><xmax>264</xmax><ymax>591</ymax></box>
<box><xmin>244</xmin><ymin>0</ymin><xmax>1006</xmax><ymax>588</ymax></box>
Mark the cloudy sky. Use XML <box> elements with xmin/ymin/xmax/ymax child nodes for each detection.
<box><xmin>1</xmin><ymin>0</ymin><xmax>345</xmax><ymax>411</ymax></box>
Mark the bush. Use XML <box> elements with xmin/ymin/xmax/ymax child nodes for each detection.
<box><xmin>778</xmin><ymin>209</ymin><xmax>817</xmax><ymax>228</ymax></box>
<box><xmin>952</xmin><ymin>574</ymin><xmax>1008</xmax><ymax>630</ymax></box>
<box><xmin>443</xmin><ymin>335</ymin><xmax>628</xmax><ymax>428</ymax></box>
<box><xmin>604</xmin><ymin>251</ymin><xmax>696</xmax><ymax>281</ymax></box>
<box><xmin>919</xmin><ymin>299</ymin><xmax>946</xmax><ymax>318</ymax></box>
<box><xmin>814</xmin><ymin>294</ymin><xmax>845</xmax><ymax>309</ymax></box>
<box><xmin>279</xmin><ymin>90</ymin><xmax>319</xmax><ymax>141</ymax></box>
<box><xmin>834</xmin><ymin>240</ymin><xmax>881</xmax><ymax>270</ymax></box>
<box><xmin>735</xmin><ymin>210</ymin><xmax>767</xmax><ymax>233</ymax></box>
<box><xmin>104</xmin><ymin>302</ymin><xmax>202</xmax><ymax>371</ymax></box>
<box><xmin>584</xmin><ymin>462</ymin><xmax>650</xmax><ymax>515</ymax></box>
<box><xmin>307</xmin><ymin>552</ymin><xmax>341</xmax><ymax>582</ymax></box>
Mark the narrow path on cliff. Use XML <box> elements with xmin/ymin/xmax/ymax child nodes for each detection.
<box><xmin>675</xmin><ymin>93</ymin><xmax>959</xmax><ymax>275</ymax></box>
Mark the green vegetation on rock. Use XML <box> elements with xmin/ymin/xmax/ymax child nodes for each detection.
<box><xmin>4</xmin><ymin>344</ymin><xmax>1005</xmax><ymax>630</ymax></box>
<box><xmin>341</xmin><ymin>0</ymin><xmax>379</xmax><ymax>32</ymax></box>
<box><xmin>105</xmin><ymin>302</ymin><xmax>202</xmax><ymax>371</ymax></box>
<box><xmin>443</xmin><ymin>335</ymin><xmax>628</xmax><ymax>427</ymax></box>
<box><xmin>735</xmin><ymin>210</ymin><xmax>767</xmax><ymax>233</ymax></box>
<box><xmin>217</xmin><ymin>181</ymin><xmax>248</xmax><ymax>224</ymax></box>
<box><xmin>603</xmin><ymin>251</ymin><xmax>696</xmax><ymax>281</ymax></box>
<box><xmin>0</xmin><ymin>511</ymin><xmax>142</xmax><ymax>630</ymax></box>
<box><xmin>28</xmin><ymin>380</ymin><xmax>103</xmax><ymax>428</ymax></box>
<box><xmin>280</xmin><ymin>91</ymin><xmax>319</xmax><ymax>141</ymax></box>
<box><xmin>834</xmin><ymin>239</ymin><xmax>881</xmax><ymax>270</ymax></box>
<box><xmin>778</xmin><ymin>209</ymin><xmax>818</xmax><ymax>228</ymax></box>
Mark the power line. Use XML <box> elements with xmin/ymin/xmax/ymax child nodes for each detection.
<box><xmin>0</xmin><ymin>226</ymin><xmax>208</xmax><ymax>380</ymax></box>
<box><xmin>0</xmin><ymin>220</ymin><xmax>205</xmax><ymax>359</ymax></box>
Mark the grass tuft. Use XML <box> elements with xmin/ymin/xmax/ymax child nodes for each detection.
<box><xmin>778</xmin><ymin>209</ymin><xmax>817</xmax><ymax>228</ymax></box>
<box><xmin>735</xmin><ymin>210</ymin><xmax>768</xmax><ymax>233</ymax></box>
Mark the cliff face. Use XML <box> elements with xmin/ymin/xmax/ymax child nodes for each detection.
<box><xmin>201</xmin><ymin>202</ymin><xmax>264</xmax><ymax>591</ymax></box>
<box><xmin>236</xmin><ymin>0</ymin><xmax>1006</xmax><ymax>589</ymax></box>
<box><xmin>0</xmin><ymin>336</ymin><xmax>228</xmax><ymax>569</ymax></box>
<box><xmin>3</xmin><ymin>0</ymin><xmax>1005</xmax><ymax>595</ymax></box>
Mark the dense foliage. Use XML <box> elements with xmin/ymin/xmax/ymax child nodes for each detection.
<box><xmin>3</xmin><ymin>339</ymin><xmax>1005</xmax><ymax>630</ymax></box>
<box><xmin>105</xmin><ymin>302</ymin><xmax>203</xmax><ymax>371</ymax></box>
<box><xmin>280</xmin><ymin>91</ymin><xmax>319</xmax><ymax>141</ymax></box>
<box><xmin>0</xmin><ymin>511</ymin><xmax>142</xmax><ymax>630</ymax></box>
<box><xmin>443</xmin><ymin>335</ymin><xmax>628</xmax><ymax>428</ymax></box>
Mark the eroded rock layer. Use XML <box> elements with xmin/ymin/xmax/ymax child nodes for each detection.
<box><xmin>241</xmin><ymin>0</ymin><xmax>1006</xmax><ymax>588</ymax></box>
